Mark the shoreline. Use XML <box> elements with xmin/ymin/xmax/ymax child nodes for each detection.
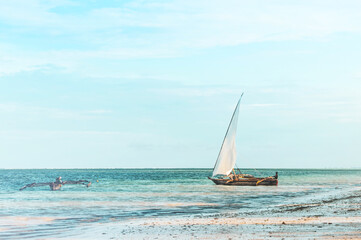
<box><xmin>3</xmin><ymin>215</ymin><xmax>361</xmax><ymax>239</ymax></box>
<box><xmin>73</xmin><ymin>216</ymin><xmax>361</xmax><ymax>239</ymax></box>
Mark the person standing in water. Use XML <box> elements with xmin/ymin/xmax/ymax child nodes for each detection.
<box><xmin>51</xmin><ymin>177</ymin><xmax>64</xmax><ymax>190</ymax></box>
<box><xmin>55</xmin><ymin>177</ymin><xmax>63</xmax><ymax>184</ymax></box>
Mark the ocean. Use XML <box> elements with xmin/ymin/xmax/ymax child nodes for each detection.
<box><xmin>1</xmin><ymin>169</ymin><xmax>361</xmax><ymax>239</ymax></box>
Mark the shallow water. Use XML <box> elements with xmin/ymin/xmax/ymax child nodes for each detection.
<box><xmin>1</xmin><ymin>169</ymin><xmax>361</xmax><ymax>238</ymax></box>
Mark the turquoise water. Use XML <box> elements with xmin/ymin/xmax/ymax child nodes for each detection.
<box><xmin>1</xmin><ymin>169</ymin><xmax>361</xmax><ymax>238</ymax></box>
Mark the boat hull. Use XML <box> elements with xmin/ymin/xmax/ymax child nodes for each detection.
<box><xmin>50</xmin><ymin>183</ymin><xmax>62</xmax><ymax>190</ymax></box>
<box><xmin>208</xmin><ymin>177</ymin><xmax>278</xmax><ymax>186</ymax></box>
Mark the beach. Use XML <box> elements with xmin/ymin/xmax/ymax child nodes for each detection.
<box><xmin>77</xmin><ymin>216</ymin><xmax>361</xmax><ymax>239</ymax></box>
<box><xmin>1</xmin><ymin>169</ymin><xmax>361</xmax><ymax>239</ymax></box>
<box><xmin>70</xmin><ymin>186</ymin><xmax>361</xmax><ymax>239</ymax></box>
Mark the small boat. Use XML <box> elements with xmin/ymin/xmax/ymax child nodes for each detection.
<box><xmin>208</xmin><ymin>93</ymin><xmax>278</xmax><ymax>186</ymax></box>
<box><xmin>19</xmin><ymin>177</ymin><xmax>92</xmax><ymax>191</ymax></box>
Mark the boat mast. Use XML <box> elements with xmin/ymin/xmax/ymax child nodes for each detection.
<box><xmin>212</xmin><ymin>93</ymin><xmax>244</xmax><ymax>174</ymax></box>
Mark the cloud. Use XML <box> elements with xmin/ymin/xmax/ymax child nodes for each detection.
<box><xmin>1</xmin><ymin>0</ymin><xmax>361</xmax><ymax>76</ymax></box>
<box><xmin>150</xmin><ymin>86</ymin><xmax>244</xmax><ymax>97</ymax></box>
<box><xmin>0</xmin><ymin>130</ymin><xmax>135</xmax><ymax>136</ymax></box>
<box><xmin>0</xmin><ymin>44</ymin><xmax>179</xmax><ymax>76</ymax></box>
<box><xmin>2</xmin><ymin>1</ymin><xmax>361</xmax><ymax>43</ymax></box>
<box><xmin>247</xmin><ymin>103</ymin><xmax>282</xmax><ymax>108</ymax></box>
<box><xmin>0</xmin><ymin>103</ymin><xmax>111</xmax><ymax>120</ymax></box>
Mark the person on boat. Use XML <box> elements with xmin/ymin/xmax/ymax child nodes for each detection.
<box><xmin>228</xmin><ymin>172</ymin><xmax>240</xmax><ymax>181</ymax></box>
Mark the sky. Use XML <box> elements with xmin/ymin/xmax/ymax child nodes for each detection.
<box><xmin>1</xmin><ymin>0</ymin><xmax>361</xmax><ymax>169</ymax></box>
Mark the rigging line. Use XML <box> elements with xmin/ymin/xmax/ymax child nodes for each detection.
<box><xmin>212</xmin><ymin>93</ymin><xmax>244</xmax><ymax>173</ymax></box>
<box><xmin>235</xmin><ymin>164</ymin><xmax>242</xmax><ymax>175</ymax></box>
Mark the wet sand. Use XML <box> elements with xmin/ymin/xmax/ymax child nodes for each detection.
<box><xmin>2</xmin><ymin>189</ymin><xmax>361</xmax><ymax>239</ymax></box>
<box><xmin>2</xmin><ymin>215</ymin><xmax>361</xmax><ymax>239</ymax></box>
<box><xmin>74</xmin><ymin>189</ymin><xmax>361</xmax><ymax>239</ymax></box>
<box><xmin>74</xmin><ymin>216</ymin><xmax>361</xmax><ymax>239</ymax></box>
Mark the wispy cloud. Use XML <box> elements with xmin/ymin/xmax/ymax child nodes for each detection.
<box><xmin>1</xmin><ymin>0</ymin><xmax>361</xmax><ymax>76</ymax></box>
<box><xmin>247</xmin><ymin>103</ymin><xmax>283</xmax><ymax>108</ymax></box>
<box><xmin>150</xmin><ymin>86</ymin><xmax>244</xmax><ymax>97</ymax></box>
<box><xmin>0</xmin><ymin>103</ymin><xmax>111</xmax><ymax>119</ymax></box>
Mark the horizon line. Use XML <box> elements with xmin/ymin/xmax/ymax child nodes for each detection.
<box><xmin>1</xmin><ymin>167</ymin><xmax>361</xmax><ymax>170</ymax></box>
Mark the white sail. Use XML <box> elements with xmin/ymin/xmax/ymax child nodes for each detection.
<box><xmin>212</xmin><ymin>96</ymin><xmax>242</xmax><ymax>177</ymax></box>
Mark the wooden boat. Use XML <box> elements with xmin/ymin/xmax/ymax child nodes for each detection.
<box><xmin>208</xmin><ymin>174</ymin><xmax>278</xmax><ymax>186</ymax></box>
<box><xmin>208</xmin><ymin>93</ymin><xmax>278</xmax><ymax>186</ymax></box>
<box><xmin>19</xmin><ymin>177</ymin><xmax>92</xmax><ymax>191</ymax></box>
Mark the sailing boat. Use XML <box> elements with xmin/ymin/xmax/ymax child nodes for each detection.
<box><xmin>208</xmin><ymin>93</ymin><xmax>278</xmax><ymax>186</ymax></box>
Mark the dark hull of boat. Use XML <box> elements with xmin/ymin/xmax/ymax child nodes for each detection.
<box><xmin>208</xmin><ymin>177</ymin><xmax>278</xmax><ymax>186</ymax></box>
<box><xmin>50</xmin><ymin>183</ymin><xmax>62</xmax><ymax>191</ymax></box>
